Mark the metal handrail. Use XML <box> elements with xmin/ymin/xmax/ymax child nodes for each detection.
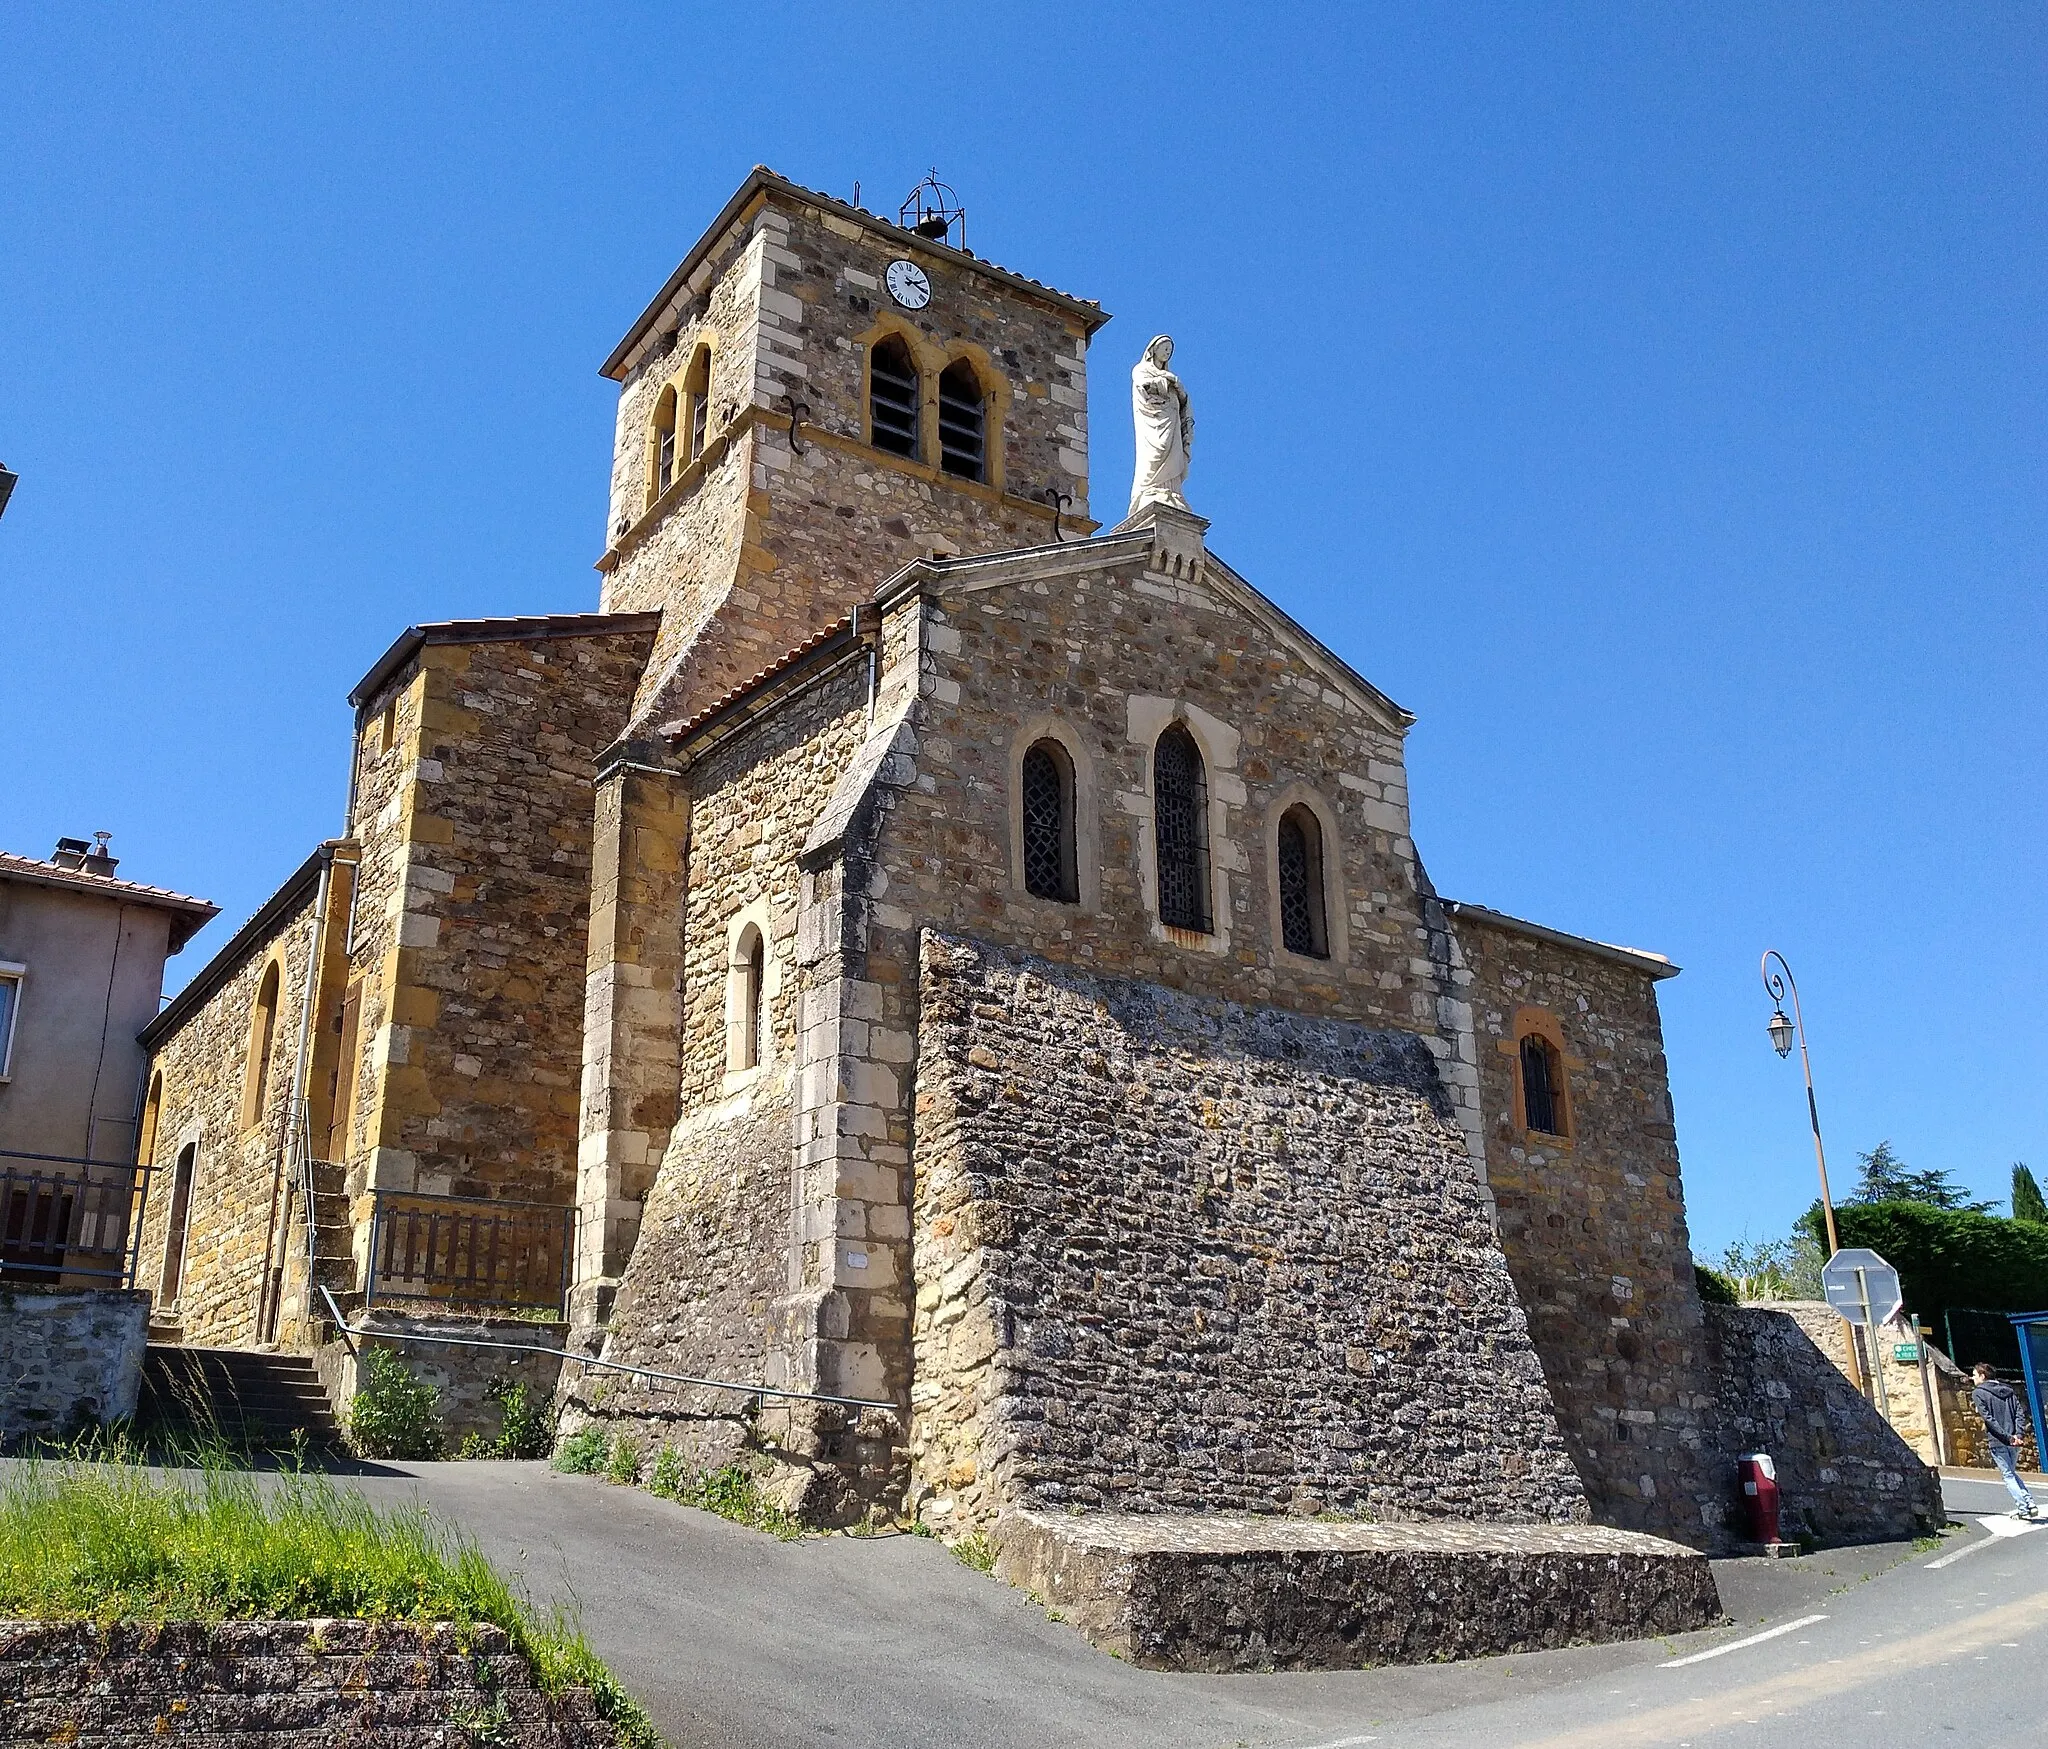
<box><xmin>316</xmin><ymin>1283</ymin><xmax>893</xmax><ymax>1412</ymax></box>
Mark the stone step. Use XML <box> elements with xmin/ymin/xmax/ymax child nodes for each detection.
<box><xmin>140</xmin><ymin>1346</ymin><xmax>344</xmax><ymax>1450</ymax></box>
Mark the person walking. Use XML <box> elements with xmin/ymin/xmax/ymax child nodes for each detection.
<box><xmin>1971</xmin><ymin>1362</ymin><xmax>2040</xmax><ymax>1520</ymax></box>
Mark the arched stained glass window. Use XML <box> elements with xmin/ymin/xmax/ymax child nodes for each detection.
<box><xmin>1021</xmin><ymin>740</ymin><xmax>1077</xmax><ymax>902</ymax></box>
<box><xmin>1277</xmin><ymin>805</ymin><xmax>1329</xmax><ymax>958</ymax></box>
<box><xmin>1154</xmin><ymin>726</ymin><xmax>1210</xmax><ymax>933</ymax></box>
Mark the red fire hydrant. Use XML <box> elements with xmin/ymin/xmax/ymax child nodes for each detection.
<box><xmin>1737</xmin><ymin>1452</ymin><xmax>1783</xmax><ymax>1546</ymax></box>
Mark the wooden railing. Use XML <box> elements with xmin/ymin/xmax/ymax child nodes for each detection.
<box><xmin>0</xmin><ymin>1151</ymin><xmax>149</xmax><ymax>1287</ymax></box>
<box><xmin>365</xmin><ymin>1191</ymin><xmax>574</xmax><ymax>1317</ymax></box>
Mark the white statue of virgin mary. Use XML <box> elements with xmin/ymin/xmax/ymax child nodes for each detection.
<box><xmin>1128</xmin><ymin>335</ymin><xmax>1194</xmax><ymax>516</ymax></box>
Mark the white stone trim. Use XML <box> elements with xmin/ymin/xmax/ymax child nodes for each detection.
<box><xmin>1126</xmin><ymin>695</ymin><xmax>1239</xmax><ymax>956</ymax></box>
<box><xmin>1264</xmin><ymin>784</ymin><xmax>1350</xmax><ymax>968</ymax></box>
<box><xmin>722</xmin><ymin>898</ymin><xmax>782</xmax><ymax>1090</ymax></box>
<box><xmin>1006</xmin><ymin>716</ymin><xmax>1101</xmax><ymax>912</ymax></box>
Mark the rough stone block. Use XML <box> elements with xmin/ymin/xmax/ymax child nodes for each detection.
<box><xmin>994</xmin><ymin>1511</ymin><xmax>1721</xmax><ymax>1671</ymax></box>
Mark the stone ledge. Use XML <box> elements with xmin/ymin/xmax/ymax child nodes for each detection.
<box><xmin>994</xmin><ymin>1510</ymin><xmax>1722</xmax><ymax>1671</ymax></box>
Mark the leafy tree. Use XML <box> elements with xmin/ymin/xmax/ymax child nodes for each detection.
<box><xmin>1795</xmin><ymin>1199</ymin><xmax>2048</xmax><ymax>1335</ymax></box>
<box><xmin>2013</xmin><ymin>1161</ymin><xmax>2048</xmax><ymax>1226</ymax></box>
<box><xmin>1850</xmin><ymin>1140</ymin><xmax>1994</xmax><ymax>1213</ymax></box>
<box><xmin>1712</xmin><ymin>1232</ymin><xmax>1825</xmax><ymax>1301</ymax></box>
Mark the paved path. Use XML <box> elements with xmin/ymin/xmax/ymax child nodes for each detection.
<box><xmin>344</xmin><ymin>1465</ymin><xmax>2048</xmax><ymax>1748</ymax></box>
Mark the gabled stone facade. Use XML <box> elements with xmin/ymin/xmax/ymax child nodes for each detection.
<box><xmin>136</xmin><ymin>167</ymin><xmax>1930</xmax><ymax>1556</ymax></box>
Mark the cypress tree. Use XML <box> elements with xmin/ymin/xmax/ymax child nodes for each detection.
<box><xmin>2014</xmin><ymin>1161</ymin><xmax>2048</xmax><ymax>1226</ymax></box>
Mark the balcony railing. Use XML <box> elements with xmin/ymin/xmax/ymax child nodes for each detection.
<box><xmin>365</xmin><ymin>1190</ymin><xmax>574</xmax><ymax>1318</ymax></box>
<box><xmin>0</xmin><ymin>1150</ymin><xmax>150</xmax><ymax>1288</ymax></box>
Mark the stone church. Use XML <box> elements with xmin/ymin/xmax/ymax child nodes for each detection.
<box><xmin>135</xmin><ymin>168</ymin><xmax>1935</xmax><ymax>1562</ymax></box>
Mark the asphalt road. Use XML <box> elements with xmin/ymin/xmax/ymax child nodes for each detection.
<box><xmin>343</xmin><ymin>1464</ymin><xmax>2048</xmax><ymax>1749</ymax></box>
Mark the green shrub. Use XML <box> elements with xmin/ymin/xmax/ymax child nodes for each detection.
<box><xmin>1693</xmin><ymin>1263</ymin><xmax>1739</xmax><ymax>1306</ymax></box>
<box><xmin>553</xmin><ymin>1428</ymin><xmax>607</xmax><ymax>1475</ymax></box>
<box><xmin>603</xmin><ymin>1436</ymin><xmax>642</xmax><ymax>1486</ymax></box>
<box><xmin>647</xmin><ymin>1446</ymin><xmax>687</xmax><ymax>1499</ymax></box>
<box><xmin>0</xmin><ymin>1455</ymin><xmax>662</xmax><ymax>1748</ymax></box>
<box><xmin>952</xmin><ymin>1532</ymin><xmax>997</xmax><ymax>1574</ymax></box>
<box><xmin>1799</xmin><ymin>1200</ymin><xmax>2048</xmax><ymax>1324</ymax></box>
<box><xmin>463</xmin><ymin>1380</ymin><xmax>555</xmax><ymax>1461</ymax></box>
<box><xmin>346</xmin><ymin>1348</ymin><xmax>444</xmax><ymax>1461</ymax></box>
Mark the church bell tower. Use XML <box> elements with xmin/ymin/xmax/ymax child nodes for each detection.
<box><xmin>594</xmin><ymin>167</ymin><xmax>1110</xmax><ymax>735</ymax></box>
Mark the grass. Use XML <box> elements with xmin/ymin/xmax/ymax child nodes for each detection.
<box><xmin>0</xmin><ymin>1451</ymin><xmax>663</xmax><ymax>1748</ymax></box>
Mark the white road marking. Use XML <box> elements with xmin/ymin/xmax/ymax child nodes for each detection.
<box><xmin>1290</xmin><ymin>1736</ymin><xmax>1378</xmax><ymax>1749</ymax></box>
<box><xmin>1925</xmin><ymin>1523</ymin><xmax>2039</xmax><ymax>1581</ymax></box>
<box><xmin>1659</xmin><ymin>1613</ymin><xmax>1829</xmax><ymax>1668</ymax></box>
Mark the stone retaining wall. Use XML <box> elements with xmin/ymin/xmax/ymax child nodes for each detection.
<box><xmin>1705</xmin><ymin>1303</ymin><xmax>1943</xmax><ymax>1544</ymax></box>
<box><xmin>317</xmin><ymin>1312</ymin><xmax>568</xmax><ymax>1452</ymax></box>
<box><xmin>910</xmin><ymin>933</ymin><xmax>1587</xmax><ymax>1531</ymax></box>
<box><xmin>0</xmin><ymin>1285</ymin><xmax>147</xmax><ymax>1450</ymax></box>
<box><xmin>994</xmin><ymin>1511</ymin><xmax>1720</xmax><ymax>1671</ymax></box>
<box><xmin>0</xmin><ymin>1620</ymin><xmax>623</xmax><ymax>1747</ymax></box>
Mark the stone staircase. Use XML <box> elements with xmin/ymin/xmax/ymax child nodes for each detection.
<box><xmin>139</xmin><ymin>1345</ymin><xmax>344</xmax><ymax>1456</ymax></box>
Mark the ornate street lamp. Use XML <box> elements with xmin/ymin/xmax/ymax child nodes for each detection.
<box><xmin>1761</xmin><ymin>948</ymin><xmax>1861</xmax><ymax>1391</ymax></box>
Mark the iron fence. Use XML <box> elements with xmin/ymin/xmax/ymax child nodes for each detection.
<box><xmin>0</xmin><ymin>1149</ymin><xmax>150</xmax><ymax>1287</ymax></box>
<box><xmin>365</xmin><ymin>1190</ymin><xmax>573</xmax><ymax>1316</ymax></box>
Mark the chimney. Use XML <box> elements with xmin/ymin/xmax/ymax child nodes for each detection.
<box><xmin>83</xmin><ymin>832</ymin><xmax>119</xmax><ymax>877</ymax></box>
<box><xmin>51</xmin><ymin>837</ymin><xmax>90</xmax><ymax>870</ymax></box>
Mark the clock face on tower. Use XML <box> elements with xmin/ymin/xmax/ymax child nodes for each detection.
<box><xmin>885</xmin><ymin>259</ymin><xmax>932</xmax><ymax>310</ymax></box>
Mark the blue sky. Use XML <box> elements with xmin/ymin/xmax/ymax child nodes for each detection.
<box><xmin>3</xmin><ymin>4</ymin><xmax>2041</xmax><ymax>1261</ymax></box>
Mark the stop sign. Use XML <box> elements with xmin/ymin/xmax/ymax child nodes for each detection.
<box><xmin>1821</xmin><ymin>1248</ymin><xmax>1903</xmax><ymax>1326</ymax></box>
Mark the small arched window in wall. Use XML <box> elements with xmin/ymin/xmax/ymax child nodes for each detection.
<box><xmin>683</xmin><ymin>345</ymin><xmax>712</xmax><ymax>461</ymax></box>
<box><xmin>159</xmin><ymin>1142</ymin><xmax>196</xmax><ymax>1309</ymax></box>
<box><xmin>1020</xmin><ymin>739</ymin><xmax>1078</xmax><ymax>902</ymax></box>
<box><xmin>1154</xmin><ymin>725</ymin><xmax>1211</xmax><ymax>933</ymax></box>
<box><xmin>138</xmin><ymin>1071</ymin><xmax>164</xmax><ymax>1167</ymax></box>
<box><xmin>1519</xmin><ymin>1033</ymin><xmax>1566</xmax><ymax>1138</ymax></box>
<box><xmin>869</xmin><ymin>336</ymin><xmax>921</xmax><ymax>458</ymax></box>
<box><xmin>652</xmin><ymin>385</ymin><xmax>679</xmax><ymax>498</ymax></box>
<box><xmin>937</xmin><ymin>359</ymin><xmax>987</xmax><ymax>481</ymax></box>
<box><xmin>241</xmin><ymin>962</ymin><xmax>281</xmax><ymax>1132</ymax></box>
<box><xmin>1276</xmin><ymin>804</ymin><xmax>1329</xmax><ymax>958</ymax></box>
<box><xmin>731</xmin><ymin>925</ymin><xmax>767</xmax><ymax>1073</ymax></box>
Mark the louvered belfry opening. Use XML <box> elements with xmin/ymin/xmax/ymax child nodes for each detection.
<box><xmin>685</xmin><ymin>346</ymin><xmax>711</xmax><ymax>458</ymax></box>
<box><xmin>937</xmin><ymin>358</ymin><xmax>986</xmax><ymax>480</ymax></box>
<box><xmin>654</xmin><ymin>387</ymin><xmax>678</xmax><ymax>494</ymax></box>
<box><xmin>870</xmin><ymin>337</ymin><xmax>920</xmax><ymax>457</ymax></box>
<box><xmin>1277</xmin><ymin>805</ymin><xmax>1329</xmax><ymax>958</ymax></box>
<box><xmin>1153</xmin><ymin>725</ymin><xmax>1210</xmax><ymax>933</ymax></box>
<box><xmin>1021</xmin><ymin>740</ymin><xmax>1077</xmax><ymax>902</ymax></box>
<box><xmin>1521</xmin><ymin>1035</ymin><xmax>1562</xmax><ymax>1135</ymax></box>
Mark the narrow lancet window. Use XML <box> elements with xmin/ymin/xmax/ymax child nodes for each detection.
<box><xmin>1021</xmin><ymin>740</ymin><xmax>1078</xmax><ymax>902</ymax></box>
<box><xmin>1153</xmin><ymin>725</ymin><xmax>1210</xmax><ymax>933</ymax></box>
<box><xmin>684</xmin><ymin>346</ymin><xmax>711</xmax><ymax>460</ymax></box>
<box><xmin>1520</xmin><ymin>1034</ymin><xmax>1563</xmax><ymax>1136</ymax></box>
<box><xmin>937</xmin><ymin>359</ymin><xmax>986</xmax><ymax>481</ymax></box>
<box><xmin>653</xmin><ymin>386</ymin><xmax>678</xmax><ymax>496</ymax></box>
<box><xmin>738</xmin><ymin>929</ymin><xmax>766</xmax><ymax>1071</ymax></box>
<box><xmin>1277</xmin><ymin>805</ymin><xmax>1329</xmax><ymax>958</ymax></box>
<box><xmin>869</xmin><ymin>337</ymin><xmax>921</xmax><ymax>458</ymax></box>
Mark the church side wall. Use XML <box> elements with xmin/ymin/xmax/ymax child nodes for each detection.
<box><xmin>1456</xmin><ymin>916</ymin><xmax>1725</xmax><ymax>1545</ymax></box>
<box><xmin>135</xmin><ymin>893</ymin><xmax>319</xmax><ymax>1346</ymax></box>
<box><xmin>909</xmin><ymin>932</ymin><xmax>1587</xmax><ymax>1531</ymax></box>
<box><xmin>343</xmin><ymin>628</ymin><xmax>655</xmax><ymax>1223</ymax></box>
<box><xmin>576</xmin><ymin>659</ymin><xmax>874</xmax><ymax>1489</ymax></box>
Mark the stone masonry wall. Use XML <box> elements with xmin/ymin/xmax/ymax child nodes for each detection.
<box><xmin>1455</xmin><ymin>914</ymin><xmax>1724</xmax><ymax>1545</ymax></box>
<box><xmin>0</xmin><ymin>1286</ymin><xmax>148</xmax><ymax>1449</ymax></box>
<box><xmin>1705</xmin><ymin>1303</ymin><xmax>1944</xmax><ymax>1544</ymax></box>
<box><xmin>343</xmin><ymin>625</ymin><xmax>656</xmax><ymax>1240</ymax></box>
<box><xmin>135</xmin><ymin>886</ymin><xmax>319</xmax><ymax>1346</ymax></box>
<box><xmin>573</xmin><ymin>655</ymin><xmax>885</xmax><ymax>1513</ymax></box>
<box><xmin>0</xmin><ymin>1620</ymin><xmax>623</xmax><ymax>1747</ymax></box>
<box><xmin>910</xmin><ymin>932</ymin><xmax>1588</xmax><ymax>1533</ymax></box>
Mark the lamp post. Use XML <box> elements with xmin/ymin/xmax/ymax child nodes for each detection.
<box><xmin>1761</xmin><ymin>948</ymin><xmax>1863</xmax><ymax>1392</ymax></box>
